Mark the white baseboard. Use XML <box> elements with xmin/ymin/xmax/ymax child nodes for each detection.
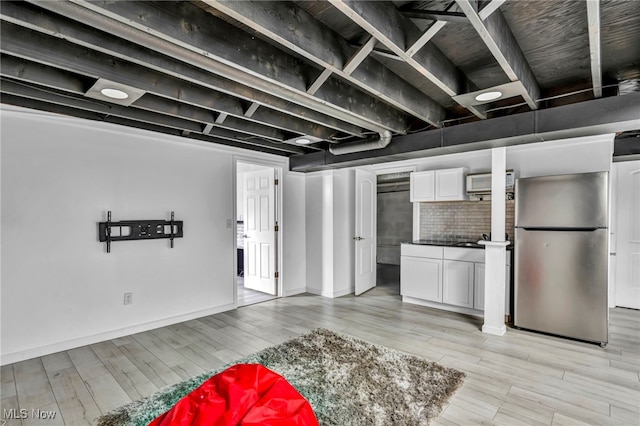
<box><xmin>305</xmin><ymin>287</ymin><xmax>322</xmax><ymax>296</ymax></box>
<box><xmin>1</xmin><ymin>303</ymin><xmax>235</xmax><ymax>366</ymax></box>
<box><xmin>283</xmin><ymin>287</ymin><xmax>306</xmax><ymax>297</ymax></box>
<box><xmin>331</xmin><ymin>288</ymin><xmax>353</xmax><ymax>298</ymax></box>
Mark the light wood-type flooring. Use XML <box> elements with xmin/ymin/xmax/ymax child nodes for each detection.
<box><xmin>2</xmin><ymin>277</ymin><xmax>639</xmax><ymax>425</ymax></box>
<box><xmin>237</xmin><ymin>276</ymin><xmax>276</xmax><ymax>307</ymax></box>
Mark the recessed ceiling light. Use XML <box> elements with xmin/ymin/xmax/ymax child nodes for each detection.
<box><xmin>475</xmin><ymin>91</ymin><xmax>502</xmax><ymax>102</ymax></box>
<box><xmin>100</xmin><ymin>88</ymin><xmax>129</xmax><ymax>100</ymax></box>
<box><xmin>295</xmin><ymin>138</ymin><xmax>313</xmax><ymax>145</ymax></box>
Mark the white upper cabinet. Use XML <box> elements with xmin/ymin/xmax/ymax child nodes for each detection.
<box><xmin>409</xmin><ymin>170</ymin><xmax>435</xmax><ymax>202</ymax></box>
<box><xmin>435</xmin><ymin>167</ymin><xmax>468</xmax><ymax>201</ymax></box>
<box><xmin>410</xmin><ymin>167</ymin><xmax>468</xmax><ymax>202</ymax></box>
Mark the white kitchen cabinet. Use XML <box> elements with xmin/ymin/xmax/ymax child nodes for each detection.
<box><xmin>443</xmin><ymin>260</ymin><xmax>474</xmax><ymax>308</ymax></box>
<box><xmin>436</xmin><ymin>167</ymin><xmax>468</xmax><ymax>201</ymax></box>
<box><xmin>474</xmin><ymin>263</ymin><xmax>486</xmax><ymax>310</ymax></box>
<box><xmin>401</xmin><ymin>243</ymin><xmax>513</xmax><ymax>316</ymax></box>
<box><xmin>410</xmin><ymin>168</ymin><xmax>468</xmax><ymax>202</ymax></box>
<box><xmin>473</xmin><ymin>263</ymin><xmax>511</xmax><ymax>313</ymax></box>
<box><xmin>400</xmin><ymin>256</ymin><xmax>442</xmax><ymax>302</ymax></box>
<box><xmin>409</xmin><ymin>170</ymin><xmax>435</xmax><ymax>202</ymax></box>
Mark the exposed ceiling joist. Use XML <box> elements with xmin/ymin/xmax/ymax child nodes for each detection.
<box><xmin>0</xmin><ymin>0</ymin><xmax>637</xmax><ymax>161</ymax></box>
<box><xmin>328</xmin><ymin>0</ymin><xmax>487</xmax><ymax>120</ymax></box>
<box><xmin>202</xmin><ymin>0</ymin><xmax>445</xmax><ymax>126</ymax></box>
<box><xmin>586</xmin><ymin>0</ymin><xmax>602</xmax><ymax>98</ymax></box>
<box><xmin>479</xmin><ymin>0</ymin><xmax>507</xmax><ymax>20</ymax></box>
<box><xmin>14</xmin><ymin>0</ymin><xmax>363</xmax><ymax>139</ymax></box>
<box><xmin>343</xmin><ymin>36</ymin><xmax>377</xmax><ymax>76</ymax></box>
<box><xmin>0</xmin><ymin>21</ymin><xmax>327</xmax><ymax>140</ymax></box>
<box><xmin>406</xmin><ymin>0</ymin><xmax>504</xmax><ymax>65</ymax></box>
<box><xmin>0</xmin><ymin>78</ymin><xmax>309</xmax><ymax>155</ymax></box>
<box><xmin>56</xmin><ymin>0</ymin><xmax>408</xmax><ymax>134</ymax></box>
<box><xmin>455</xmin><ymin>0</ymin><xmax>541</xmax><ymax>110</ymax></box>
<box><xmin>398</xmin><ymin>9</ymin><xmax>468</xmax><ymax>23</ymax></box>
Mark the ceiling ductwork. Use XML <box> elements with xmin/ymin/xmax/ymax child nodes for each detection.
<box><xmin>329</xmin><ymin>130</ymin><xmax>393</xmax><ymax>155</ymax></box>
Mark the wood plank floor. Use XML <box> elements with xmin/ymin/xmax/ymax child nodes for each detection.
<box><xmin>2</xmin><ymin>282</ymin><xmax>639</xmax><ymax>425</ymax></box>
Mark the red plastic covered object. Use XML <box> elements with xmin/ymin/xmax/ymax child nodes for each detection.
<box><xmin>149</xmin><ymin>363</ymin><xmax>319</xmax><ymax>426</ymax></box>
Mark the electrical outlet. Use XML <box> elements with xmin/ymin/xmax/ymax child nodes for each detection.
<box><xmin>124</xmin><ymin>292</ymin><xmax>133</xmax><ymax>305</ymax></box>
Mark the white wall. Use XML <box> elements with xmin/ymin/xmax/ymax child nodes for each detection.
<box><xmin>282</xmin><ymin>170</ymin><xmax>307</xmax><ymax>296</ymax></box>
<box><xmin>304</xmin><ymin>170</ymin><xmax>354</xmax><ymax>297</ymax></box>
<box><xmin>0</xmin><ymin>107</ymin><xmax>304</xmax><ymax>364</ymax></box>
<box><xmin>506</xmin><ymin>134</ymin><xmax>613</xmax><ymax>176</ymax></box>
<box><xmin>305</xmin><ymin>173</ymin><xmax>325</xmax><ymax>295</ymax></box>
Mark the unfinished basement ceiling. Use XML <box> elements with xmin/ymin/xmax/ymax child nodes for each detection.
<box><xmin>1</xmin><ymin>1</ymin><xmax>639</xmax><ymax>167</ymax></box>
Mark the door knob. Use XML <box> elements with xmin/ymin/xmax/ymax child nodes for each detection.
<box><xmin>353</xmin><ymin>236</ymin><xmax>363</xmax><ymax>241</ymax></box>
<box><xmin>243</xmin><ymin>234</ymin><xmax>249</xmax><ymax>238</ymax></box>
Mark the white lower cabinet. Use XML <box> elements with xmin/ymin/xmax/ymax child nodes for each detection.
<box><xmin>474</xmin><ymin>263</ymin><xmax>511</xmax><ymax>313</ymax></box>
<box><xmin>401</xmin><ymin>243</ymin><xmax>512</xmax><ymax>315</ymax></box>
<box><xmin>400</xmin><ymin>256</ymin><xmax>442</xmax><ymax>302</ymax></box>
<box><xmin>474</xmin><ymin>263</ymin><xmax>486</xmax><ymax>310</ymax></box>
<box><xmin>443</xmin><ymin>260</ymin><xmax>474</xmax><ymax>308</ymax></box>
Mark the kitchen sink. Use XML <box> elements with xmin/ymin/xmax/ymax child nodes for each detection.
<box><xmin>455</xmin><ymin>241</ymin><xmax>484</xmax><ymax>248</ymax></box>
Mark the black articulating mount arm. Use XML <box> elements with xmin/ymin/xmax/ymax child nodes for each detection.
<box><xmin>98</xmin><ymin>211</ymin><xmax>184</xmax><ymax>253</ymax></box>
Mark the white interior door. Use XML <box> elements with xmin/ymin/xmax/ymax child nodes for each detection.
<box><xmin>355</xmin><ymin>169</ymin><xmax>376</xmax><ymax>295</ymax></box>
<box><xmin>614</xmin><ymin>160</ymin><xmax>640</xmax><ymax>309</ymax></box>
<box><xmin>243</xmin><ymin>168</ymin><xmax>276</xmax><ymax>295</ymax></box>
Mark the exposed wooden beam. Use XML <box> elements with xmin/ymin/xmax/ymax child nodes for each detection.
<box><xmin>0</xmin><ymin>32</ymin><xmax>347</xmax><ymax>145</ymax></box>
<box><xmin>244</xmin><ymin>102</ymin><xmax>260</xmax><ymax>118</ymax></box>
<box><xmin>455</xmin><ymin>0</ymin><xmax>540</xmax><ymax>109</ymax></box>
<box><xmin>215</xmin><ymin>113</ymin><xmax>228</xmax><ymax>124</ymax></box>
<box><xmin>0</xmin><ymin>81</ymin><xmax>308</xmax><ymax>155</ymax></box>
<box><xmin>0</xmin><ymin>54</ymin><xmax>290</xmax><ymax>141</ymax></box>
<box><xmin>203</xmin><ymin>0</ymin><xmax>444</xmax><ymax>126</ymax></box>
<box><xmin>328</xmin><ymin>0</ymin><xmax>487</xmax><ymax>119</ymax></box>
<box><xmin>12</xmin><ymin>0</ymin><xmax>362</xmax><ymax>138</ymax></box>
<box><xmin>479</xmin><ymin>0</ymin><xmax>507</xmax><ymax>20</ymax></box>
<box><xmin>64</xmin><ymin>0</ymin><xmax>408</xmax><ymax>134</ymax></box>
<box><xmin>306</xmin><ymin>69</ymin><xmax>333</xmax><ymax>96</ymax></box>
<box><xmin>343</xmin><ymin>36</ymin><xmax>377</xmax><ymax>76</ymax></box>
<box><xmin>398</xmin><ymin>9</ymin><xmax>468</xmax><ymax>23</ymax></box>
<box><xmin>406</xmin><ymin>21</ymin><xmax>447</xmax><ymax>58</ymax></box>
<box><xmin>407</xmin><ymin>0</ymin><xmax>504</xmax><ymax>60</ymax></box>
<box><xmin>586</xmin><ymin>0</ymin><xmax>602</xmax><ymax>98</ymax></box>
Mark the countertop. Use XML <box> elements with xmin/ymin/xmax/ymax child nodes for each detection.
<box><xmin>404</xmin><ymin>239</ymin><xmax>513</xmax><ymax>249</ymax></box>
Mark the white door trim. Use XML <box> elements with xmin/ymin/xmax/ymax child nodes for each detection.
<box><xmin>233</xmin><ymin>156</ymin><xmax>285</xmax><ymax>307</ymax></box>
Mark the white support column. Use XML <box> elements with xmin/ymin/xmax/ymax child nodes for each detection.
<box><xmin>481</xmin><ymin>147</ymin><xmax>509</xmax><ymax>336</ymax></box>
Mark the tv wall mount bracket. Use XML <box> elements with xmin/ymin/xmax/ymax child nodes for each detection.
<box><xmin>98</xmin><ymin>211</ymin><xmax>183</xmax><ymax>253</ymax></box>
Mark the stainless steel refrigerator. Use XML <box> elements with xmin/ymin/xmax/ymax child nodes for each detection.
<box><xmin>514</xmin><ymin>171</ymin><xmax>609</xmax><ymax>345</ymax></box>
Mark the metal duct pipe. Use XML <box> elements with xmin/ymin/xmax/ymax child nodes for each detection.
<box><xmin>329</xmin><ymin>130</ymin><xmax>393</xmax><ymax>155</ymax></box>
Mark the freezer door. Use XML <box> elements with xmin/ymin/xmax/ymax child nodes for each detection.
<box><xmin>515</xmin><ymin>172</ymin><xmax>608</xmax><ymax>228</ymax></box>
<box><xmin>514</xmin><ymin>228</ymin><xmax>608</xmax><ymax>343</ymax></box>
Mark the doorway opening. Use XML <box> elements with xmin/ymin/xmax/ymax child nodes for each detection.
<box><xmin>375</xmin><ymin>171</ymin><xmax>413</xmax><ymax>296</ymax></box>
<box><xmin>236</xmin><ymin>161</ymin><xmax>280</xmax><ymax>307</ymax></box>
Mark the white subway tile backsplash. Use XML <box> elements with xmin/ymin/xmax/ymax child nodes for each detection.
<box><xmin>419</xmin><ymin>200</ymin><xmax>515</xmax><ymax>241</ymax></box>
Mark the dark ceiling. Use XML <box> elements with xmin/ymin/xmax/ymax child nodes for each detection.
<box><xmin>1</xmin><ymin>1</ymin><xmax>639</xmax><ymax>168</ymax></box>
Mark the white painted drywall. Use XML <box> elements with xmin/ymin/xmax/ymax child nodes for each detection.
<box><xmin>0</xmin><ymin>106</ymin><xmax>304</xmax><ymax>364</ymax></box>
<box><xmin>282</xmin><ymin>170</ymin><xmax>307</xmax><ymax>296</ymax></box>
<box><xmin>304</xmin><ymin>173</ymin><xmax>324</xmax><ymax>295</ymax></box>
<box><xmin>304</xmin><ymin>170</ymin><xmax>355</xmax><ymax>297</ymax></box>
<box><xmin>506</xmin><ymin>134</ymin><xmax>614</xmax><ymax>176</ymax></box>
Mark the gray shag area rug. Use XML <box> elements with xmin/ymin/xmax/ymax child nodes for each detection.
<box><xmin>96</xmin><ymin>328</ymin><xmax>465</xmax><ymax>425</ymax></box>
